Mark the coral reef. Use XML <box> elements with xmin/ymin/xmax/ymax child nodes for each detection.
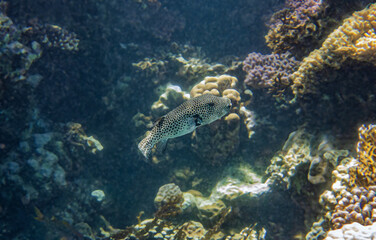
<box><xmin>65</xmin><ymin>122</ymin><xmax>103</xmax><ymax>154</ymax></box>
<box><xmin>0</xmin><ymin>7</ymin><xmax>78</xmax><ymax>84</ymax></box>
<box><xmin>242</xmin><ymin>52</ymin><xmax>299</xmax><ymax>99</ymax></box>
<box><xmin>330</xmin><ymin>186</ymin><xmax>376</xmax><ymax>229</ymax></box>
<box><xmin>265</xmin><ymin>129</ymin><xmax>348</xmax><ymax>189</ymax></box>
<box><xmin>132</xmin><ymin>46</ymin><xmax>242</xmax><ymax>87</ymax></box>
<box><xmin>154</xmin><ymin>183</ymin><xmax>183</xmax><ymax>209</ymax></box>
<box><xmin>0</xmin><ymin>11</ymin><xmax>42</xmax><ymax>82</ymax></box>
<box><xmin>306</xmin><ymin>124</ymin><xmax>376</xmax><ymax>238</ymax></box>
<box><xmin>190</xmin><ymin>75</ymin><xmax>246</xmax><ymax>165</ymax></box>
<box><xmin>350</xmin><ymin>124</ymin><xmax>376</xmax><ymax>187</ymax></box>
<box><xmin>290</xmin><ymin>3</ymin><xmax>376</xmax><ymax>98</ymax></box>
<box><xmin>23</xmin><ymin>22</ymin><xmax>79</xmax><ymax>51</ymax></box>
<box><xmin>265</xmin><ymin>0</ymin><xmax>327</xmax><ymax>56</ymax></box>
<box><xmin>151</xmin><ymin>84</ymin><xmax>190</xmax><ymax>117</ymax></box>
<box><xmin>324</xmin><ymin>222</ymin><xmax>376</xmax><ymax>240</ymax></box>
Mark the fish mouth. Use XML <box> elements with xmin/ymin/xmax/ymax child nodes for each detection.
<box><xmin>227</xmin><ymin>100</ymin><xmax>232</xmax><ymax>110</ymax></box>
<box><xmin>224</xmin><ymin>100</ymin><xmax>232</xmax><ymax>114</ymax></box>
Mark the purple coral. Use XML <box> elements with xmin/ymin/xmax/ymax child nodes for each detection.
<box><xmin>242</xmin><ymin>52</ymin><xmax>299</xmax><ymax>89</ymax></box>
<box><xmin>286</xmin><ymin>0</ymin><xmax>324</xmax><ymax>18</ymax></box>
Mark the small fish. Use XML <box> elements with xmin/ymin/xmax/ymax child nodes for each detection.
<box><xmin>138</xmin><ymin>94</ymin><xmax>232</xmax><ymax>159</ymax></box>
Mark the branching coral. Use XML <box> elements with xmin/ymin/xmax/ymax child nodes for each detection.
<box><xmin>290</xmin><ymin>3</ymin><xmax>376</xmax><ymax>98</ymax></box>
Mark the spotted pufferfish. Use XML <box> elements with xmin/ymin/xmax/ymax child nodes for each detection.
<box><xmin>138</xmin><ymin>94</ymin><xmax>232</xmax><ymax>159</ymax></box>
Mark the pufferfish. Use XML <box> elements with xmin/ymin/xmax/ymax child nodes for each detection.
<box><xmin>138</xmin><ymin>94</ymin><xmax>232</xmax><ymax>159</ymax></box>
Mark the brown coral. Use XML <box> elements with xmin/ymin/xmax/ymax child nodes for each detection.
<box><xmin>290</xmin><ymin>3</ymin><xmax>376</xmax><ymax>98</ymax></box>
<box><xmin>330</xmin><ymin>186</ymin><xmax>376</xmax><ymax>229</ymax></box>
<box><xmin>265</xmin><ymin>0</ymin><xmax>327</xmax><ymax>55</ymax></box>
<box><xmin>350</xmin><ymin>124</ymin><xmax>376</xmax><ymax>187</ymax></box>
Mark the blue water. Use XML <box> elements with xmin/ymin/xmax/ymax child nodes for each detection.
<box><xmin>1</xmin><ymin>0</ymin><xmax>376</xmax><ymax>239</ymax></box>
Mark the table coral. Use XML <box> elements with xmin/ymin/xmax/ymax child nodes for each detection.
<box><xmin>290</xmin><ymin>3</ymin><xmax>376</xmax><ymax>98</ymax></box>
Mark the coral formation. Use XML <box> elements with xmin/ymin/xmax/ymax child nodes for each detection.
<box><xmin>307</xmin><ymin>124</ymin><xmax>376</xmax><ymax>238</ymax></box>
<box><xmin>65</xmin><ymin>122</ymin><xmax>103</xmax><ymax>154</ymax></box>
<box><xmin>290</xmin><ymin>3</ymin><xmax>376</xmax><ymax>98</ymax></box>
<box><xmin>324</xmin><ymin>222</ymin><xmax>376</xmax><ymax>240</ymax></box>
<box><xmin>24</xmin><ymin>23</ymin><xmax>79</xmax><ymax>51</ymax></box>
<box><xmin>0</xmin><ymin>7</ymin><xmax>79</xmax><ymax>84</ymax></box>
<box><xmin>350</xmin><ymin>124</ymin><xmax>376</xmax><ymax>187</ymax></box>
<box><xmin>265</xmin><ymin>0</ymin><xmax>327</xmax><ymax>55</ymax></box>
<box><xmin>0</xmin><ymin>11</ymin><xmax>42</xmax><ymax>82</ymax></box>
<box><xmin>151</xmin><ymin>84</ymin><xmax>190</xmax><ymax>117</ymax></box>
<box><xmin>330</xmin><ymin>186</ymin><xmax>376</xmax><ymax>229</ymax></box>
<box><xmin>265</xmin><ymin>129</ymin><xmax>349</xmax><ymax>189</ymax></box>
<box><xmin>243</xmin><ymin>52</ymin><xmax>299</xmax><ymax>90</ymax></box>
<box><xmin>154</xmin><ymin>183</ymin><xmax>183</xmax><ymax>209</ymax></box>
<box><xmin>190</xmin><ymin>75</ymin><xmax>247</xmax><ymax>165</ymax></box>
<box><xmin>132</xmin><ymin>44</ymin><xmax>242</xmax><ymax>87</ymax></box>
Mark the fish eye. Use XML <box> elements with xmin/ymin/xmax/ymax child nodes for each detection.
<box><xmin>208</xmin><ymin>102</ymin><xmax>215</xmax><ymax>107</ymax></box>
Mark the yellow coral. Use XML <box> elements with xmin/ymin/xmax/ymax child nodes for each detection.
<box><xmin>190</xmin><ymin>75</ymin><xmax>243</xmax><ymax>165</ymax></box>
<box><xmin>290</xmin><ymin>3</ymin><xmax>376</xmax><ymax>98</ymax></box>
<box><xmin>350</xmin><ymin>124</ymin><xmax>376</xmax><ymax>187</ymax></box>
<box><xmin>190</xmin><ymin>75</ymin><xmax>238</xmax><ymax>99</ymax></box>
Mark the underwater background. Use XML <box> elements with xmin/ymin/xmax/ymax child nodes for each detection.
<box><xmin>2</xmin><ymin>0</ymin><xmax>376</xmax><ymax>239</ymax></box>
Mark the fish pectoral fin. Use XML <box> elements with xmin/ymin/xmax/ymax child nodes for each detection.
<box><xmin>153</xmin><ymin>116</ymin><xmax>165</xmax><ymax>128</ymax></box>
<box><xmin>155</xmin><ymin>139</ymin><xmax>168</xmax><ymax>154</ymax></box>
<box><xmin>193</xmin><ymin>114</ymin><xmax>202</xmax><ymax>126</ymax></box>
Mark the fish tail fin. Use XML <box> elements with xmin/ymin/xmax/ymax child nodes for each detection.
<box><xmin>138</xmin><ymin>133</ymin><xmax>155</xmax><ymax>160</ymax></box>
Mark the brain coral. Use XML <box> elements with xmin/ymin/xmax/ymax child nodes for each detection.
<box><xmin>154</xmin><ymin>183</ymin><xmax>183</xmax><ymax>209</ymax></box>
<box><xmin>290</xmin><ymin>3</ymin><xmax>376</xmax><ymax>98</ymax></box>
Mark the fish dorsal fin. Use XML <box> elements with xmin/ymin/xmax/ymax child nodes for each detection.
<box><xmin>153</xmin><ymin>116</ymin><xmax>165</xmax><ymax>128</ymax></box>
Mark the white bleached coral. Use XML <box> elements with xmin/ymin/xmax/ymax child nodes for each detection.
<box><xmin>324</xmin><ymin>222</ymin><xmax>376</xmax><ymax>240</ymax></box>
